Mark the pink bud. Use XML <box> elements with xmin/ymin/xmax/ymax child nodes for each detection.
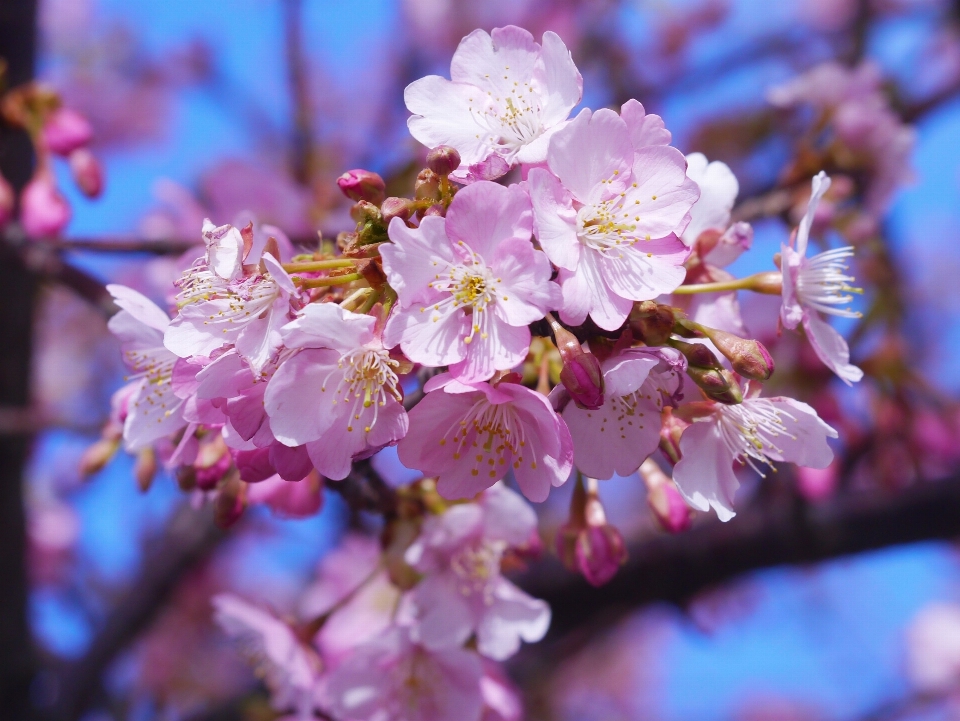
<box><xmin>549</xmin><ymin>316</ymin><xmax>604</xmax><ymax>409</ymax></box>
<box><xmin>426</xmin><ymin>145</ymin><xmax>461</xmax><ymax>176</ymax></box>
<box><xmin>697</xmin><ymin>326</ymin><xmax>774</xmax><ymax>381</ymax></box>
<box><xmin>337</xmin><ymin>169</ymin><xmax>385</xmax><ymax>205</ymax></box>
<box><xmin>247</xmin><ymin>471</ymin><xmax>324</xmax><ymax>519</ymax></box>
<box><xmin>575</xmin><ymin>524</ymin><xmax>627</xmax><ymax>587</ymax></box>
<box><xmin>414</xmin><ymin>169</ymin><xmax>441</xmax><ymax>202</ymax></box>
<box><xmin>42</xmin><ymin>107</ymin><xmax>93</xmax><ymax>156</ymax></box>
<box><xmin>381</xmin><ymin>196</ymin><xmax>414</xmax><ymax>223</ymax></box>
<box><xmin>659</xmin><ymin>409</ymin><xmax>689</xmax><ymax>465</ymax></box>
<box><xmin>68</xmin><ymin>148</ymin><xmax>104</xmax><ymax>198</ymax></box>
<box><xmin>20</xmin><ymin>174</ymin><xmax>70</xmax><ymax>238</ymax></box>
<box><xmin>214</xmin><ymin>473</ymin><xmax>247</xmax><ymax>528</ymax></box>
<box><xmin>0</xmin><ymin>172</ymin><xmax>13</xmax><ymax>226</ymax></box>
<box><xmin>641</xmin><ymin>459</ymin><xmax>691</xmax><ymax>533</ymax></box>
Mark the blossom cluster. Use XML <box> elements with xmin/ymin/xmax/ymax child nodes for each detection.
<box><xmin>91</xmin><ymin>25</ymin><xmax>867</xmax><ymax>719</ymax></box>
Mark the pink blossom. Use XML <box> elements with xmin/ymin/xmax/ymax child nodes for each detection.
<box><xmin>528</xmin><ymin>107</ymin><xmax>698</xmax><ymax>330</ymax></box>
<box><xmin>42</xmin><ymin>107</ymin><xmax>93</xmax><ymax>156</ymax></box>
<box><xmin>322</xmin><ymin>627</ymin><xmax>484</xmax><ymax>721</ymax></box>
<box><xmin>556</xmin><ymin>346</ymin><xmax>684</xmax><ymax>479</ymax></box>
<box><xmin>905</xmin><ymin>602</ymin><xmax>960</xmax><ymax>694</ymax></box>
<box><xmin>404</xmin><ymin>483</ymin><xmax>550</xmax><ymax>659</ymax></box>
<box><xmin>106</xmin><ymin>284</ymin><xmax>187</xmax><ymax>451</ymax></box>
<box><xmin>480</xmin><ymin>662</ymin><xmax>524</xmax><ymax>721</ymax></box>
<box><xmin>264</xmin><ymin>302</ymin><xmax>408</xmax><ymax>480</ymax></box>
<box><xmin>212</xmin><ymin>594</ymin><xmax>321</xmax><ymax>719</ymax></box>
<box><xmin>68</xmin><ymin>148</ymin><xmax>104</xmax><ymax>198</ymax></box>
<box><xmin>245</xmin><ymin>472</ymin><xmax>324</xmax><ymax>519</ymax></box>
<box><xmin>398</xmin><ymin>374</ymin><xmax>573</xmax><ymax>502</ymax></box>
<box><xmin>780</xmin><ymin>172</ymin><xmax>864</xmax><ymax>384</ymax></box>
<box><xmin>298</xmin><ymin>534</ymin><xmax>400</xmax><ymax>664</ymax></box>
<box><xmin>381</xmin><ymin>181</ymin><xmax>559</xmax><ymax>383</ymax></box>
<box><xmin>405</xmin><ymin>25</ymin><xmax>582</xmax><ymax>182</ymax></box>
<box><xmin>680</xmin><ymin>152</ymin><xmax>739</xmax><ymax>248</ymax></box>
<box><xmin>673</xmin><ymin>395</ymin><xmax>838</xmax><ymax>521</ymax></box>
<box><xmin>20</xmin><ymin>172</ymin><xmax>71</xmax><ymax>238</ymax></box>
<box><xmin>165</xmin><ymin>246</ymin><xmax>296</xmax><ymax>374</ymax></box>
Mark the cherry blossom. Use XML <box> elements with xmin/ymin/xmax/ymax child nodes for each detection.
<box><xmin>398</xmin><ymin>374</ymin><xmax>573</xmax><ymax>502</ymax></box>
<box><xmin>405</xmin><ymin>25</ymin><xmax>582</xmax><ymax>181</ymax></box>
<box><xmin>672</xmin><ymin>394</ymin><xmax>838</xmax><ymax>521</ymax></box>
<box><xmin>106</xmin><ymin>284</ymin><xmax>187</xmax><ymax>451</ymax></box>
<box><xmin>212</xmin><ymin>594</ymin><xmax>321</xmax><ymax>720</ymax></box>
<box><xmin>556</xmin><ymin>346</ymin><xmax>684</xmax><ymax>479</ymax></box>
<box><xmin>381</xmin><ymin>180</ymin><xmax>559</xmax><ymax>383</ymax></box>
<box><xmin>322</xmin><ymin>627</ymin><xmax>484</xmax><ymax>721</ymax></box>
<box><xmin>405</xmin><ymin>483</ymin><xmax>551</xmax><ymax>660</ymax></box>
<box><xmin>264</xmin><ymin>302</ymin><xmax>408</xmax><ymax>480</ymax></box>
<box><xmin>780</xmin><ymin>171</ymin><xmax>864</xmax><ymax>384</ymax></box>
<box><xmin>528</xmin><ymin>107</ymin><xmax>699</xmax><ymax>330</ymax></box>
<box><xmin>905</xmin><ymin>602</ymin><xmax>960</xmax><ymax>694</ymax></box>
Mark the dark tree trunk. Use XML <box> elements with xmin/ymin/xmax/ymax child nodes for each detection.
<box><xmin>0</xmin><ymin>2</ymin><xmax>39</xmax><ymax>720</ymax></box>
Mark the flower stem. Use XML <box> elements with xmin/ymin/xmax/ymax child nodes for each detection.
<box><xmin>671</xmin><ymin>271</ymin><xmax>783</xmax><ymax>295</ymax></box>
<box><xmin>282</xmin><ymin>258</ymin><xmax>356</xmax><ymax>272</ymax></box>
<box><xmin>294</xmin><ymin>273</ymin><xmax>364</xmax><ymax>288</ymax></box>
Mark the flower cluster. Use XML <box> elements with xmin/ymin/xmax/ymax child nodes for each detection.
<box><xmin>92</xmin><ymin>25</ymin><xmax>868</xmax><ymax>719</ymax></box>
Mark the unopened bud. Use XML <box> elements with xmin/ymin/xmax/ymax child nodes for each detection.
<box><xmin>415</xmin><ymin>169</ymin><xmax>441</xmax><ymax>202</ymax></box>
<box><xmin>381</xmin><ymin>196</ymin><xmax>414</xmax><ymax>223</ymax></box>
<box><xmin>176</xmin><ymin>465</ymin><xmax>197</xmax><ymax>491</ymax></box>
<box><xmin>79</xmin><ymin>437</ymin><xmax>120</xmax><ymax>476</ymax></box>
<box><xmin>422</xmin><ymin>203</ymin><xmax>445</xmax><ymax>217</ymax></box>
<box><xmin>549</xmin><ymin>316</ymin><xmax>604</xmax><ymax>409</ymax></box>
<box><xmin>629</xmin><ymin>301</ymin><xmax>677</xmax><ymax>346</ymax></box>
<box><xmin>350</xmin><ymin>199</ymin><xmax>382</xmax><ymax>225</ymax></box>
<box><xmin>640</xmin><ymin>459</ymin><xmax>691</xmax><ymax>533</ymax></box>
<box><xmin>686</xmin><ymin>365</ymin><xmax>743</xmax><ymax>404</ymax></box>
<box><xmin>195</xmin><ymin>440</ymin><xmax>232</xmax><ymax>491</ymax></box>
<box><xmin>671</xmin><ymin>338</ymin><xmax>722</xmax><ymax>370</ymax></box>
<box><xmin>337</xmin><ymin>169</ymin><xmax>386</xmax><ymax>205</ymax></box>
<box><xmin>214</xmin><ymin>471</ymin><xmax>246</xmax><ymax>528</ymax></box>
<box><xmin>42</xmin><ymin>107</ymin><xmax>93</xmax><ymax>156</ymax></box>
<box><xmin>556</xmin><ymin>476</ymin><xmax>626</xmax><ymax>587</ymax></box>
<box><xmin>697</xmin><ymin>326</ymin><xmax>774</xmax><ymax>381</ymax></box>
<box><xmin>659</xmin><ymin>408</ymin><xmax>689</xmax><ymax>465</ymax></box>
<box><xmin>20</xmin><ymin>172</ymin><xmax>70</xmax><ymax>238</ymax></box>
<box><xmin>426</xmin><ymin>145</ymin><xmax>461</xmax><ymax>177</ymax></box>
<box><xmin>134</xmin><ymin>448</ymin><xmax>157</xmax><ymax>493</ymax></box>
<box><xmin>0</xmin><ymin>172</ymin><xmax>13</xmax><ymax>226</ymax></box>
<box><xmin>69</xmin><ymin>148</ymin><xmax>104</xmax><ymax>198</ymax></box>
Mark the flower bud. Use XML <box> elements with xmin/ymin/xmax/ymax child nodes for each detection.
<box><xmin>629</xmin><ymin>301</ymin><xmax>677</xmax><ymax>346</ymax></box>
<box><xmin>214</xmin><ymin>471</ymin><xmax>246</xmax><ymax>528</ymax></box>
<box><xmin>381</xmin><ymin>196</ymin><xmax>414</xmax><ymax>223</ymax></box>
<box><xmin>426</xmin><ymin>145</ymin><xmax>461</xmax><ymax>176</ymax></box>
<box><xmin>350</xmin><ymin>199</ymin><xmax>382</xmax><ymax>225</ymax></box>
<box><xmin>697</xmin><ymin>326</ymin><xmax>774</xmax><ymax>381</ymax></box>
<box><xmin>79</xmin><ymin>437</ymin><xmax>120</xmax><ymax>476</ymax></box>
<box><xmin>640</xmin><ymin>459</ymin><xmax>691</xmax><ymax>533</ymax></box>
<box><xmin>20</xmin><ymin>173</ymin><xmax>70</xmax><ymax>238</ymax></box>
<box><xmin>195</xmin><ymin>436</ymin><xmax>232</xmax><ymax>490</ymax></box>
<box><xmin>415</xmin><ymin>169</ymin><xmax>441</xmax><ymax>202</ymax></box>
<box><xmin>659</xmin><ymin>408</ymin><xmax>689</xmax><ymax>465</ymax></box>
<box><xmin>134</xmin><ymin>448</ymin><xmax>157</xmax><ymax>493</ymax></box>
<box><xmin>549</xmin><ymin>316</ymin><xmax>604</xmax><ymax>409</ymax></box>
<box><xmin>556</xmin><ymin>476</ymin><xmax>626</xmax><ymax>586</ymax></box>
<box><xmin>422</xmin><ymin>203</ymin><xmax>445</xmax><ymax>217</ymax></box>
<box><xmin>671</xmin><ymin>338</ymin><xmax>722</xmax><ymax>369</ymax></box>
<box><xmin>69</xmin><ymin>148</ymin><xmax>104</xmax><ymax>198</ymax></box>
<box><xmin>686</xmin><ymin>365</ymin><xmax>743</xmax><ymax>404</ymax></box>
<box><xmin>337</xmin><ymin>169</ymin><xmax>385</xmax><ymax>205</ymax></box>
<box><xmin>0</xmin><ymin>172</ymin><xmax>13</xmax><ymax>226</ymax></box>
<box><xmin>42</xmin><ymin>107</ymin><xmax>93</xmax><ymax>156</ymax></box>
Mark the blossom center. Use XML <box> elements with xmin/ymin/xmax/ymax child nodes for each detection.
<box><xmin>796</xmin><ymin>247</ymin><xmax>863</xmax><ymax>319</ymax></box>
<box><xmin>439</xmin><ymin>399</ymin><xmax>532</xmax><ymax>480</ymax></box>
<box><xmin>468</xmin><ymin>85</ymin><xmax>544</xmax><ymax>159</ymax></box>
<box><xmin>450</xmin><ymin>540</ymin><xmax>504</xmax><ymax>599</ymax></box>
<box><xmin>324</xmin><ymin>349</ymin><xmax>401</xmax><ymax>433</ymax></box>
<box><xmin>426</xmin><ymin>249</ymin><xmax>501</xmax><ymax>345</ymax></box>
<box><xmin>717</xmin><ymin>401</ymin><xmax>797</xmax><ymax>476</ymax></box>
<box><xmin>576</xmin><ymin>185</ymin><xmax>646</xmax><ymax>256</ymax></box>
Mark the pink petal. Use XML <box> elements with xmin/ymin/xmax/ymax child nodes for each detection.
<box><xmin>449</xmin><ymin>320</ymin><xmax>530</xmax><ymax>384</ymax></box>
<box><xmin>476</xmin><ymin>579</ymin><xmax>551</xmax><ymax>661</ymax></box>
<box><xmin>385</xmin><ymin>300</ymin><xmax>468</xmax><ymax>368</ymax></box>
<box><xmin>536</xmin><ymin>31</ymin><xmax>583</xmax><ymax>128</ymax></box>
<box><xmin>600</xmin><ymin>237</ymin><xmax>689</xmax><ymax>302</ymax></box>
<box><xmin>620</xmin><ymin>99</ymin><xmax>671</xmax><ymax>149</ymax></box>
<box><xmin>547</xmin><ymin>108</ymin><xmax>632</xmax><ymax>202</ymax></box>
<box><xmin>762</xmin><ymin>397</ymin><xmax>839</xmax><ymax>467</ymax></box>
<box><xmin>681</xmin><ymin>153</ymin><xmax>739</xmax><ymax>246</ymax></box>
<box><xmin>451</xmin><ymin>26</ymin><xmax>539</xmax><ymax>96</ymax></box>
<box><xmin>280</xmin><ymin>302</ymin><xmax>375</xmax><ymax>352</ymax></box>
<box><xmin>405</xmin><ymin>75</ymin><xmax>492</xmax><ymax>168</ymax></box>
<box><xmin>381</xmin><ymin>216</ymin><xmax>455</xmax><ymax>305</ymax></box>
<box><xmin>527</xmin><ymin>167</ymin><xmax>581</xmax><ymax>271</ymax></box>
<box><xmin>802</xmin><ymin>313</ymin><xmax>864</xmax><ymax>385</ymax></box>
<box><xmin>490</xmin><ymin>237</ymin><xmax>559</xmax><ymax>325</ymax></box>
<box><xmin>263</xmin><ymin>348</ymin><xmax>341</xmax><ymax>445</ymax></box>
<box><xmin>445</xmin><ymin>181</ymin><xmax>532</xmax><ymax>260</ymax></box>
<box><xmin>673</xmin><ymin>419</ymin><xmax>739</xmax><ymax>522</ymax></box>
<box><xmin>625</xmin><ymin>146</ymin><xmax>701</xmax><ymax>238</ymax></box>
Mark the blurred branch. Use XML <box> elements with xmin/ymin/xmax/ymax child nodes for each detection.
<box><xmin>521</xmin><ymin>469</ymin><xmax>960</xmax><ymax>648</ymax></box>
<box><xmin>282</xmin><ymin>0</ymin><xmax>317</xmax><ymax>185</ymax></box>
<box><xmin>47</xmin><ymin>502</ymin><xmax>226</xmax><ymax>721</ymax></box>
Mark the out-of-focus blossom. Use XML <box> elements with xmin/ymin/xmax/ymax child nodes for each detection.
<box><xmin>212</xmin><ymin>594</ymin><xmax>321</xmax><ymax>719</ymax></box>
<box><xmin>405</xmin><ymin>25</ymin><xmax>582</xmax><ymax>181</ymax></box>
<box><xmin>640</xmin><ymin>458</ymin><xmax>692</xmax><ymax>533</ymax></box>
<box><xmin>681</xmin><ymin>152</ymin><xmax>738</xmax><ymax>248</ymax></box>
<box><xmin>20</xmin><ymin>171</ymin><xmax>71</xmax><ymax>238</ymax></box>
<box><xmin>42</xmin><ymin>107</ymin><xmax>93</xmax><ymax>156</ymax></box>
<box><xmin>0</xmin><ymin>171</ymin><xmax>14</xmax><ymax>226</ymax></box>
<box><xmin>673</xmin><ymin>395</ymin><xmax>838</xmax><ymax>521</ymax></box>
<box><xmin>905</xmin><ymin>602</ymin><xmax>960</xmax><ymax>694</ymax></box>
<box><xmin>405</xmin><ymin>483</ymin><xmax>550</xmax><ymax>659</ymax></box>
<box><xmin>399</xmin><ymin>373</ymin><xmax>573</xmax><ymax>502</ymax></box>
<box><xmin>68</xmin><ymin>148</ymin><xmax>104</xmax><ymax>198</ymax></box>
<box><xmin>323</xmin><ymin>627</ymin><xmax>484</xmax><ymax>721</ymax></box>
<box><xmin>245</xmin><ymin>472</ymin><xmax>324</xmax><ymax>519</ymax></box>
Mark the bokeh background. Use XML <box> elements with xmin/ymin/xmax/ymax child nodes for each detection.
<box><xmin>9</xmin><ymin>0</ymin><xmax>960</xmax><ymax>719</ymax></box>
